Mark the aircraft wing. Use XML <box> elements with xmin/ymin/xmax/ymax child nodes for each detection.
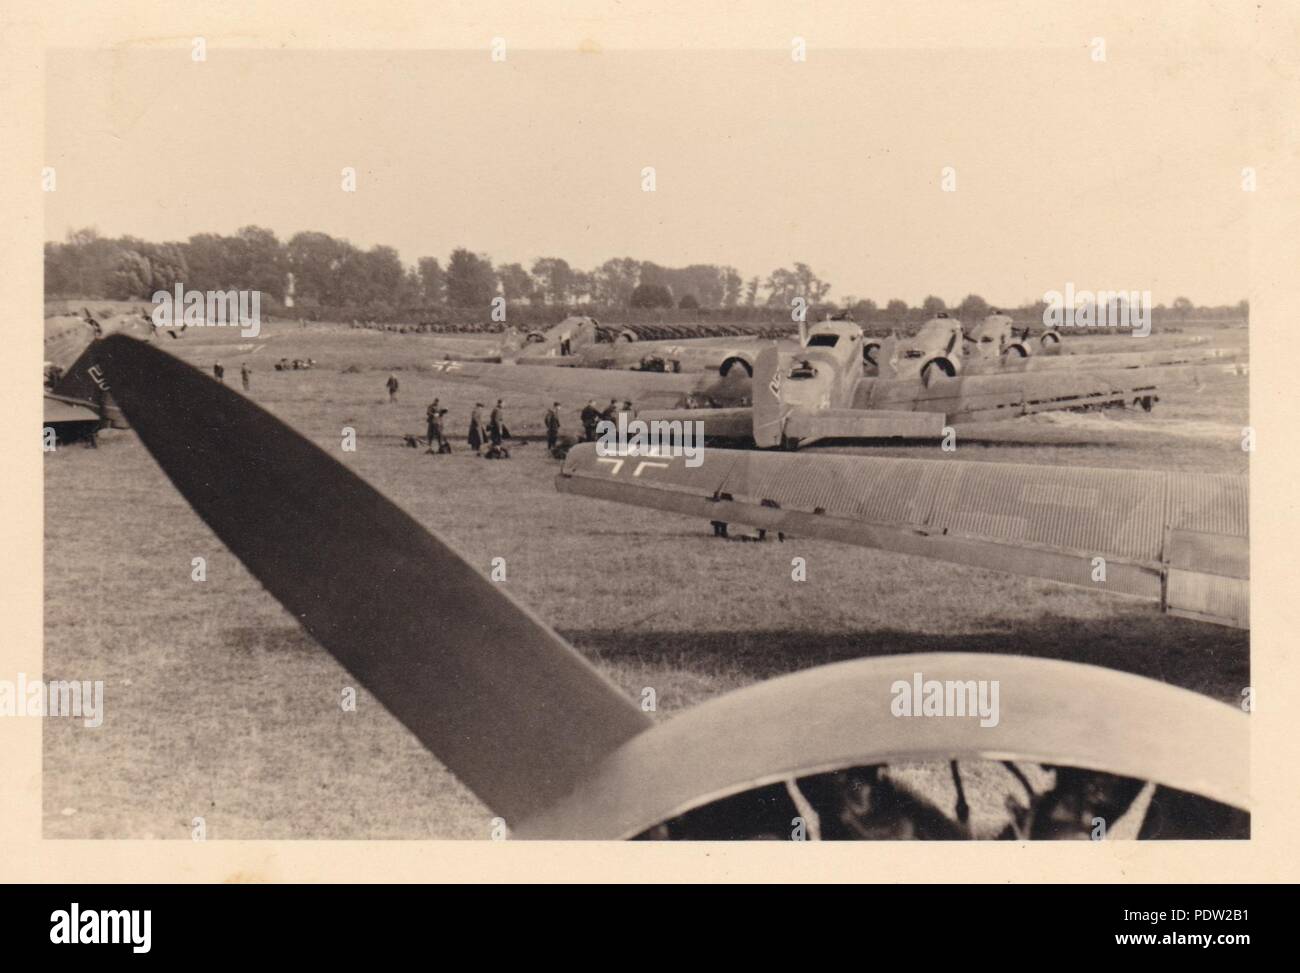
<box><xmin>984</xmin><ymin>344</ymin><xmax>1244</xmax><ymax>375</ymax></box>
<box><xmin>862</xmin><ymin>361</ymin><xmax>1248</xmax><ymax>422</ymax></box>
<box><xmin>557</xmin><ymin>444</ymin><xmax>1248</xmax><ymax>628</ymax></box>
<box><xmin>428</xmin><ymin>359</ymin><xmax>728</xmax><ymax>409</ymax></box>
<box><xmin>43</xmin><ymin>394</ymin><xmax>101</xmax><ymax>425</ymax></box>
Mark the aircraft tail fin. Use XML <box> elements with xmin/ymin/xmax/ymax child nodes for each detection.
<box><xmin>750</xmin><ymin>345</ymin><xmax>789</xmax><ymax>448</ymax></box>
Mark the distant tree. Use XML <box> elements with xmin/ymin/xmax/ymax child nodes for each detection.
<box><xmin>55</xmin><ymin>227</ymin><xmax>117</xmax><ymax>297</ymax></box>
<box><xmin>744</xmin><ymin>277</ymin><xmax>760</xmax><ymax>307</ymax></box>
<box><xmin>396</xmin><ymin>267</ymin><xmax>424</xmax><ymax>308</ymax></box>
<box><xmin>721</xmin><ymin>267</ymin><xmax>743</xmax><ymax>307</ymax></box>
<box><xmin>227</xmin><ymin>226</ymin><xmax>287</xmax><ymax>300</ymax></box>
<box><xmin>106</xmin><ymin>250</ymin><xmax>152</xmax><ymax>299</ymax></box>
<box><xmin>678</xmin><ymin>293</ymin><xmax>700</xmax><ymax>310</ymax></box>
<box><xmin>629</xmin><ymin>282</ymin><xmax>674</xmax><ymax>308</ymax></box>
<box><xmin>885</xmin><ymin>299</ymin><xmax>909</xmax><ymax>324</ymax></box>
<box><xmin>794</xmin><ymin>263</ymin><xmax>831</xmax><ymax>303</ymax></box>
<box><xmin>531</xmin><ymin>257</ymin><xmax>574</xmax><ymax>305</ymax></box>
<box><xmin>144</xmin><ymin>242</ymin><xmax>189</xmax><ymax>293</ymax></box>
<box><xmin>497</xmin><ymin>262</ymin><xmax>534</xmax><ymax>304</ymax></box>
<box><xmin>417</xmin><ymin>257</ymin><xmax>446</xmax><ymax>306</ymax></box>
<box><xmin>765</xmin><ymin>263</ymin><xmax>831</xmax><ymax>307</ymax></box>
<box><xmin>956</xmin><ymin>293</ymin><xmax>990</xmax><ymax>323</ymax></box>
<box><xmin>286</xmin><ymin>231</ymin><xmax>343</xmax><ymax>305</ymax></box>
<box><xmin>571</xmin><ymin>270</ymin><xmax>595</xmax><ymax>304</ymax></box>
<box><xmin>592</xmin><ymin>257</ymin><xmax>641</xmax><ymax>306</ymax></box>
<box><xmin>361</xmin><ymin>246</ymin><xmax>404</xmax><ymax>306</ymax></box>
<box><xmin>446</xmin><ymin>248</ymin><xmax>497</xmax><ymax>308</ymax></box>
<box><xmin>1172</xmin><ymin>296</ymin><xmax>1194</xmax><ymax>322</ymax></box>
<box><xmin>1237</xmin><ymin>299</ymin><xmax>1249</xmax><ymax>322</ymax></box>
<box><xmin>851</xmin><ymin>298</ymin><xmax>879</xmax><ymax>321</ymax></box>
<box><xmin>921</xmin><ymin>295</ymin><xmax>947</xmax><ymax>317</ymax></box>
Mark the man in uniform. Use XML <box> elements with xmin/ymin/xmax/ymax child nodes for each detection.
<box><xmin>240</xmin><ymin>362</ymin><xmax>251</xmax><ymax>392</ymax></box>
<box><xmin>468</xmin><ymin>403</ymin><xmax>486</xmax><ymax>455</ymax></box>
<box><xmin>426</xmin><ymin>398</ymin><xmax>441</xmax><ymax>452</ymax></box>
<box><xmin>213</xmin><ymin>361</ymin><xmax>225</xmax><ymax>383</ymax></box>
<box><xmin>544</xmin><ymin>402</ymin><xmax>561</xmax><ymax>451</ymax></box>
<box><xmin>580</xmin><ymin>400</ymin><xmax>600</xmax><ymax>442</ymax></box>
<box><xmin>386</xmin><ymin>374</ymin><xmax>400</xmax><ymax>402</ymax></box>
<box><xmin>489</xmin><ymin>399</ymin><xmax>509</xmax><ymax>445</ymax></box>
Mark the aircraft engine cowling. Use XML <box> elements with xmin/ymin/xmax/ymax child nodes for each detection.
<box><xmin>1039</xmin><ymin>330</ymin><xmax>1063</xmax><ymax>351</ymax></box>
<box><xmin>920</xmin><ymin>356</ymin><xmax>959</xmax><ymax>386</ymax></box>
<box><xmin>1002</xmin><ymin>342</ymin><xmax>1030</xmax><ymax>358</ymax></box>
<box><xmin>862</xmin><ymin>340</ymin><xmax>882</xmax><ymax>370</ymax></box>
<box><xmin>719</xmin><ymin>356</ymin><xmax>753</xmax><ymax>378</ymax></box>
<box><xmin>616</xmin><ymin>329</ymin><xmax>639</xmax><ymax>343</ymax></box>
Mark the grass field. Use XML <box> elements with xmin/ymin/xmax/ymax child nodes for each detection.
<box><xmin>43</xmin><ymin>322</ymin><xmax>1250</xmax><ymax>839</ymax></box>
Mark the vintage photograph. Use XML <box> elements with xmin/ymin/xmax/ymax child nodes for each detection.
<box><xmin>38</xmin><ymin>42</ymin><xmax>1251</xmax><ymax>842</ymax></box>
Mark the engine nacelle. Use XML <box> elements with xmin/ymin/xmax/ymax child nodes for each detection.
<box><xmin>920</xmin><ymin>356</ymin><xmax>959</xmax><ymax>386</ymax></box>
<box><xmin>862</xmin><ymin>341</ymin><xmax>882</xmax><ymax>371</ymax></box>
<box><xmin>719</xmin><ymin>356</ymin><xmax>753</xmax><ymax>378</ymax></box>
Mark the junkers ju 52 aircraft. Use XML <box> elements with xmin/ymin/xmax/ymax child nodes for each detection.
<box><xmin>432</xmin><ymin>318</ymin><xmax>1247</xmax><ymax>450</ymax></box>
<box><xmin>88</xmin><ymin>334</ymin><xmax>1248</xmax><ymax>839</ymax></box>
<box><xmin>431</xmin><ymin>314</ymin><xmax>780</xmax><ymax>377</ymax></box>
<box><xmin>875</xmin><ymin>312</ymin><xmax>1242</xmax><ymax>383</ymax></box>
<box><xmin>43</xmin><ymin>309</ymin><xmax>156</xmax><ymax>441</ymax></box>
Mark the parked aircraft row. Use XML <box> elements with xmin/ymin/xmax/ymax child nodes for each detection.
<box><xmin>431</xmin><ymin>318</ymin><xmax>1248</xmax><ymax>449</ymax></box>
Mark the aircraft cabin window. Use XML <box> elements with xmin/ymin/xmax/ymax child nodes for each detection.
<box><xmin>806</xmin><ymin>334</ymin><xmax>839</xmax><ymax>347</ymax></box>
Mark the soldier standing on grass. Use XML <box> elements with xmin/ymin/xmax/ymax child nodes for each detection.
<box><xmin>580</xmin><ymin>400</ymin><xmax>600</xmax><ymax>442</ymax></box>
<box><xmin>426</xmin><ymin>398</ymin><xmax>441</xmax><ymax>452</ymax></box>
<box><xmin>386</xmin><ymin>374</ymin><xmax>400</xmax><ymax>402</ymax></box>
<box><xmin>468</xmin><ymin>403</ymin><xmax>486</xmax><ymax>455</ymax></box>
<box><xmin>544</xmin><ymin>403</ymin><xmax>561</xmax><ymax>451</ymax></box>
<box><xmin>213</xmin><ymin>361</ymin><xmax>225</xmax><ymax>383</ymax></box>
<box><xmin>429</xmin><ymin>407</ymin><xmax>449</xmax><ymax>454</ymax></box>
<box><xmin>240</xmin><ymin>362</ymin><xmax>251</xmax><ymax>392</ymax></box>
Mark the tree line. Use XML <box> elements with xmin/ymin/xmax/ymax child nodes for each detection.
<box><xmin>43</xmin><ymin>226</ymin><xmax>834</xmax><ymax>316</ymax></box>
<box><xmin>44</xmin><ymin>226</ymin><xmax>1246</xmax><ymax>325</ymax></box>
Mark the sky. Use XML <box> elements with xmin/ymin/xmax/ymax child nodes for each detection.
<box><xmin>44</xmin><ymin>47</ymin><xmax>1252</xmax><ymax>307</ymax></box>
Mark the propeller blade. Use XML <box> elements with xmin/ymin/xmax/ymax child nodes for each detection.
<box><xmin>95</xmin><ymin>335</ymin><xmax>652</xmax><ymax>826</ymax></box>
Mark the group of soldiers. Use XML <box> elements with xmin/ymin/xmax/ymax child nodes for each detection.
<box><xmin>423</xmin><ymin>397</ymin><xmax>518</xmax><ymax>458</ymax></box>
<box><xmin>395</xmin><ymin>380</ymin><xmax>634</xmax><ymax>458</ymax></box>
<box><xmin>580</xmin><ymin>399</ymin><xmax>634</xmax><ymax>442</ymax></box>
<box><xmin>212</xmin><ymin>361</ymin><xmax>253</xmax><ymax>392</ymax></box>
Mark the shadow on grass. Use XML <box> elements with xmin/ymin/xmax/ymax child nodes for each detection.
<box><xmin>562</xmin><ymin>606</ymin><xmax>1248</xmax><ymax>704</ymax></box>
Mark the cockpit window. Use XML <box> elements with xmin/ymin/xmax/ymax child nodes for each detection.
<box><xmin>806</xmin><ymin>334</ymin><xmax>839</xmax><ymax>348</ymax></box>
